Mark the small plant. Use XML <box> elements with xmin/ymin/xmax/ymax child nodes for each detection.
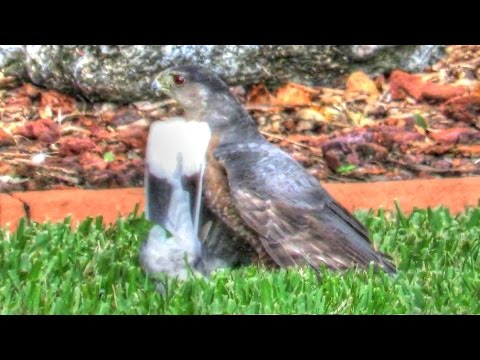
<box><xmin>413</xmin><ymin>114</ymin><xmax>428</xmax><ymax>130</ymax></box>
<box><xmin>103</xmin><ymin>151</ymin><xmax>116</xmax><ymax>163</ymax></box>
<box><xmin>337</xmin><ymin>164</ymin><xmax>358</xmax><ymax>174</ymax></box>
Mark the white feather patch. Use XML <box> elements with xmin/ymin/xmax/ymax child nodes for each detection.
<box><xmin>143</xmin><ymin>118</ymin><xmax>212</xmax><ymax>270</ymax></box>
<box><xmin>146</xmin><ymin>118</ymin><xmax>212</xmax><ymax>179</ymax></box>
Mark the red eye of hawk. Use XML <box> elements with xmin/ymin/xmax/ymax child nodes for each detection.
<box><xmin>173</xmin><ymin>74</ymin><xmax>185</xmax><ymax>86</ymax></box>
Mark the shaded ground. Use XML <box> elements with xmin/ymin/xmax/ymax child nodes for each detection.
<box><xmin>1</xmin><ymin>45</ymin><xmax>479</xmax><ymax>192</ymax></box>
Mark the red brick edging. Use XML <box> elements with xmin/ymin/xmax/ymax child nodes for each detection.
<box><xmin>1</xmin><ymin>177</ymin><xmax>480</xmax><ymax>232</ymax></box>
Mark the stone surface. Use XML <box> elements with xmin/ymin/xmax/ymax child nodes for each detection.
<box><xmin>2</xmin><ymin>177</ymin><xmax>480</xmax><ymax>232</ymax></box>
<box><xmin>0</xmin><ymin>45</ymin><xmax>445</xmax><ymax>103</ymax></box>
<box><xmin>0</xmin><ymin>45</ymin><xmax>26</xmax><ymax>77</ymax></box>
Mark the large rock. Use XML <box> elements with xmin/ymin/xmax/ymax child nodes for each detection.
<box><xmin>0</xmin><ymin>45</ymin><xmax>26</xmax><ymax>77</ymax></box>
<box><xmin>0</xmin><ymin>45</ymin><xmax>445</xmax><ymax>103</ymax></box>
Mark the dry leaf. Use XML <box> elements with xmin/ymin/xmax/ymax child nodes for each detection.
<box><xmin>344</xmin><ymin>71</ymin><xmax>380</xmax><ymax>103</ymax></box>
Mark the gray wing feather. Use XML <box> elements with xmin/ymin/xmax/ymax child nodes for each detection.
<box><xmin>217</xmin><ymin>142</ymin><xmax>395</xmax><ymax>273</ymax></box>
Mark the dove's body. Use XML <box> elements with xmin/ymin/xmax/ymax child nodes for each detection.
<box><xmin>140</xmin><ymin>119</ymin><xmax>208</xmax><ymax>280</ymax></box>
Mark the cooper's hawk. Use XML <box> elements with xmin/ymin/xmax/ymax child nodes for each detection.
<box><xmin>144</xmin><ymin>65</ymin><xmax>395</xmax><ymax>277</ymax></box>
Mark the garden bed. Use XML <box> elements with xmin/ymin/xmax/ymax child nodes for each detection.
<box><xmin>1</xmin><ymin>45</ymin><xmax>479</xmax><ymax>194</ymax></box>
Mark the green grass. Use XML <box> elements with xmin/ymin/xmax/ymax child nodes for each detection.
<box><xmin>1</xmin><ymin>205</ymin><xmax>480</xmax><ymax>314</ymax></box>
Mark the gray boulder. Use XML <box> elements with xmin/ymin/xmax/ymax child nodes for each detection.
<box><xmin>0</xmin><ymin>45</ymin><xmax>445</xmax><ymax>103</ymax></box>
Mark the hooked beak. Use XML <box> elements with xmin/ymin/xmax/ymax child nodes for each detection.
<box><xmin>151</xmin><ymin>71</ymin><xmax>170</xmax><ymax>94</ymax></box>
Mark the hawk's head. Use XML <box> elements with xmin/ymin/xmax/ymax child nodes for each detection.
<box><xmin>152</xmin><ymin>65</ymin><xmax>259</xmax><ymax>137</ymax></box>
<box><xmin>152</xmin><ymin>65</ymin><xmax>237</xmax><ymax>117</ymax></box>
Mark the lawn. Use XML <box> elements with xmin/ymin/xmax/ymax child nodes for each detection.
<box><xmin>1</xmin><ymin>204</ymin><xmax>480</xmax><ymax>314</ymax></box>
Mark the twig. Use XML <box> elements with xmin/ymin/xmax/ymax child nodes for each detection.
<box><xmin>133</xmin><ymin>99</ymin><xmax>177</xmax><ymax>111</ymax></box>
<box><xmin>3</xmin><ymin>158</ymin><xmax>79</xmax><ymax>177</ymax></box>
<box><xmin>388</xmin><ymin>158</ymin><xmax>480</xmax><ymax>175</ymax></box>
<box><xmin>60</xmin><ymin>125</ymin><xmax>91</xmax><ymax>135</ymax></box>
<box><xmin>58</xmin><ymin>112</ymin><xmax>97</xmax><ymax>123</ymax></box>
<box><xmin>260</xmin><ymin>130</ymin><xmax>323</xmax><ymax>155</ymax></box>
<box><xmin>0</xmin><ymin>152</ymin><xmax>33</xmax><ymax>159</ymax></box>
<box><xmin>327</xmin><ymin>121</ymin><xmax>353</xmax><ymax>129</ymax></box>
<box><xmin>245</xmin><ymin>104</ymin><xmax>283</xmax><ymax>112</ymax></box>
<box><xmin>326</xmin><ymin>175</ymin><xmax>362</xmax><ymax>183</ymax></box>
<box><xmin>0</xmin><ymin>151</ymin><xmax>58</xmax><ymax>161</ymax></box>
<box><xmin>284</xmin><ymin>82</ymin><xmax>320</xmax><ymax>94</ymax></box>
<box><xmin>51</xmin><ymin>174</ymin><xmax>79</xmax><ymax>184</ymax></box>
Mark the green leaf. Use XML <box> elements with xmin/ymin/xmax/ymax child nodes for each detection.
<box><xmin>19</xmin><ymin>253</ymin><xmax>32</xmax><ymax>273</ymax></box>
<box><xmin>394</xmin><ymin>200</ymin><xmax>408</xmax><ymax>228</ymax></box>
<box><xmin>466</xmin><ymin>208</ymin><xmax>480</xmax><ymax>229</ymax></box>
<box><xmin>337</xmin><ymin>164</ymin><xmax>358</xmax><ymax>174</ymax></box>
<box><xmin>103</xmin><ymin>151</ymin><xmax>116</xmax><ymax>162</ymax></box>
<box><xmin>414</xmin><ymin>114</ymin><xmax>428</xmax><ymax>130</ymax></box>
